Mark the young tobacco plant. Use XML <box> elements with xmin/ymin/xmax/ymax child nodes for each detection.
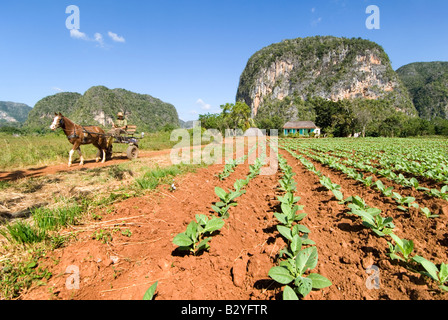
<box><xmin>217</xmin><ymin>160</ymin><xmax>237</xmax><ymax>180</ymax></box>
<box><xmin>172</xmin><ymin>214</ymin><xmax>225</xmax><ymax>255</ymax></box>
<box><xmin>408</xmin><ymin>177</ymin><xmax>429</xmax><ymax>191</ymax></box>
<box><xmin>268</xmin><ymin>244</ymin><xmax>331</xmax><ymax>299</ymax></box>
<box><xmin>346</xmin><ymin>196</ymin><xmax>394</xmax><ymax>237</ymax></box>
<box><xmin>387</xmin><ymin>233</ymin><xmax>415</xmax><ymax>263</ymax></box>
<box><xmin>279</xmin><ymin>171</ymin><xmax>297</xmax><ymax>193</ymax></box>
<box><xmin>392</xmin><ymin>192</ymin><xmax>418</xmax><ymax>211</ymax></box>
<box><xmin>319</xmin><ymin>176</ymin><xmax>343</xmax><ymax>201</ymax></box>
<box><xmin>428</xmin><ymin>185</ymin><xmax>448</xmax><ymax>201</ymax></box>
<box><xmin>274</xmin><ymin>192</ymin><xmax>307</xmax><ymax>228</ymax></box>
<box><xmin>212</xmin><ymin>186</ymin><xmax>245</xmax><ymax>219</ymax></box>
<box><xmin>420</xmin><ymin>207</ymin><xmax>439</xmax><ymax>219</ymax></box>
<box><xmin>278</xmin><ymin>234</ymin><xmax>315</xmax><ymax>260</ymax></box>
<box><xmin>374</xmin><ymin>180</ymin><xmax>394</xmax><ymax>197</ymax></box>
<box><xmin>248</xmin><ymin>157</ymin><xmax>264</xmax><ymax>179</ymax></box>
<box><xmin>412</xmin><ymin>256</ymin><xmax>448</xmax><ymax>292</ymax></box>
<box><xmin>143</xmin><ymin>281</ymin><xmax>158</xmax><ymax>300</ymax></box>
<box><xmin>277</xmin><ymin>225</ymin><xmax>314</xmax><ymax>245</ymax></box>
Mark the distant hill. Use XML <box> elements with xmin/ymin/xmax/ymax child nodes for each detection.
<box><xmin>0</xmin><ymin>101</ymin><xmax>32</xmax><ymax>125</ymax></box>
<box><xmin>236</xmin><ymin>36</ymin><xmax>417</xmax><ymax>121</ymax></box>
<box><xmin>396</xmin><ymin>62</ymin><xmax>448</xmax><ymax>120</ymax></box>
<box><xmin>179</xmin><ymin>119</ymin><xmax>195</xmax><ymax>129</ymax></box>
<box><xmin>24</xmin><ymin>86</ymin><xmax>180</xmax><ymax>132</ymax></box>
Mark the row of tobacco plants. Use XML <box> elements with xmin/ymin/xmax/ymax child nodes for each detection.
<box><xmin>267</xmin><ymin>144</ymin><xmax>332</xmax><ymax>299</ymax></box>
<box><xmin>172</xmin><ymin>143</ymin><xmax>261</xmax><ymax>254</ymax></box>
<box><xmin>282</xmin><ymin>143</ymin><xmax>448</xmax><ymax>293</ymax></box>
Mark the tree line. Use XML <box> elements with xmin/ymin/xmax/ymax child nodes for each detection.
<box><xmin>198</xmin><ymin>97</ymin><xmax>448</xmax><ymax>138</ymax></box>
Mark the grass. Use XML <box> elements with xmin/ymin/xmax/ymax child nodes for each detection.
<box><xmin>135</xmin><ymin>163</ymin><xmax>205</xmax><ymax>190</ymax></box>
<box><xmin>0</xmin><ymin>220</ymin><xmax>47</xmax><ymax>245</ymax></box>
<box><xmin>0</xmin><ymin>251</ymin><xmax>52</xmax><ymax>300</ymax></box>
<box><xmin>32</xmin><ymin>203</ymin><xmax>83</xmax><ymax>232</ymax></box>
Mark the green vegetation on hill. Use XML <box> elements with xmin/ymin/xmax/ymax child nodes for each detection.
<box><xmin>0</xmin><ymin>101</ymin><xmax>32</xmax><ymax>125</ymax></box>
<box><xmin>24</xmin><ymin>86</ymin><xmax>179</xmax><ymax>133</ymax></box>
<box><xmin>24</xmin><ymin>92</ymin><xmax>81</xmax><ymax>131</ymax></box>
<box><xmin>396</xmin><ymin>62</ymin><xmax>448</xmax><ymax>120</ymax></box>
<box><xmin>237</xmin><ymin>36</ymin><xmax>415</xmax><ymax>117</ymax></box>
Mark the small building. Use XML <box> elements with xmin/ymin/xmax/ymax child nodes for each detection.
<box><xmin>283</xmin><ymin>121</ymin><xmax>321</xmax><ymax>136</ymax></box>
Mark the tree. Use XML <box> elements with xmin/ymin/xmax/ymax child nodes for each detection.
<box><xmin>352</xmin><ymin>99</ymin><xmax>373</xmax><ymax>137</ymax></box>
<box><xmin>219</xmin><ymin>102</ymin><xmax>255</xmax><ymax>133</ymax></box>
<box><xmin>198</xmin><ymin>113</ymin><xmax>226</xmax><ymax>131</ymax></box>
<box><xmin>233</xmin><ymin>101</ymin><xmax>255</xmax><ymax>132</ymax></box>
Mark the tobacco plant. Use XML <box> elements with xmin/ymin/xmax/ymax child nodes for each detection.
<box><xmin>172</xmin><ymin>214</ymin><xmax>225</xmax><ymax>255</ymax></box>
<box><xmin>412</xmin><ymin>256</ymin><xmax>448</xmax><ymax>292</ymax></box>
<box><xmin>143</xmin><ymin>281</ymin><xmax>158</xmax><ymax>300</ymax></box>
<box><xmin>346</xmin><ymin>196</ymin><xmax>394</xmax><ymax>237</ymax></box>
<box><xmin>275</xmin><ymin>193</ymin><xmax>307</xmax><ymax>228</ymax></box>
<box><xmin>387</xmin><ymin>233</ymin><xmax>415</xmax><ymax>263</ymax></box>
<box><xmin>212</xmin><ymin>186</ymin><xmax>245</xmax><ymax>219</ymax></box>
<box><xmin>428</xmin><ymin>185</ymin><xmax>448</xmax><ymax>201</ymax></box>
<box><xmin>319</xmin><ymin>176</ymin><xmax>343</xmax><ymax>201</ymax></box>
<box><xmin>392</xmin><ymin>192</ymin><xmax>418</xmax><ymax>211</ymax></box>
<box><xmin>279</xmin><ymin>171</ymin><xmax>297</xmax><ymax>193</ymax></box>
<box><xmin>374</xmin><ymin>180</ymin><xmax>394</xmax><ymax>197</ymax></box>
<box><xmin>268</xmin><ymin>245</ymin><xmax>331</xmax><ymax>299</ymax></box>
<box><xmin>277</xmin><ymin>225</ymin><xmax>313</xmax><ymax>244</ymax></box>
<box><xmin>217</xmin><ymin>159</ymin><xmax>237</xmax><ymax>180</ymax></box>
<box><xmin>420</xmin><ymin>207</ymin><xmax>439</xmax><ymax>219</ymax></box>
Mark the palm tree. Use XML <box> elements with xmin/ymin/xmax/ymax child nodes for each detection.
<box><xmin>233</xmin><ymin>101</ymin><xmax>255</xmax><ymax>132</ymax></box>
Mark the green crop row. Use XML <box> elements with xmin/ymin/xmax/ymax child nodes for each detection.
<box><xmin>172</xmin><ymin>143</ymin><xmax>267</xmax><ymax>255</ymax></box>
<box><xmin>268</xmin><ymin>151</ymin><xmax>331</xmax><ymax>300</ymax></box>
<box><xmin>288</xmin><ymin>145</ymin><xmax>439</xmax><ymax>219</ymax></box>
<box><xmin>281</xmin><ymin>144</ymin><xmax>448</xmax><ymax>293</ymax></box>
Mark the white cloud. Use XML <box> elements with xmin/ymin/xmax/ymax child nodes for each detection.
<box><xmin>52</xmin><ymin>87</ymin><xmax>63</xmax><ymax>92</ymax></box>
<box><xmin>311</xmin><ymin>17</ymin><xmax>322</xmax><ymax>26</ymax></box>
<box><xmin>70</xmin><ymin>29</ymin><xmax>89</xmax><ymax>40</ymax></box>
<box><xmin>69</xmin><ymin>30</ymin><xmax>109</xmax><ymax>48</ymax></box>
<box><xmin>108</xmin><ymin>31</ymin><xmax>126</xmax><ymax>43</ymax></box>
<box><xmin>311</xmin><ymin>7</ymin><xmax>316</xmax><ymax>13</ymax></box>
<box><xmin>94</xmin><ymin>32</ymin><xmax>104</xmax><ymax>47</ymax></box>
<box><xmin>196</xmin><ymin>98</ymin><xmax>212</xmax><ymax>110</ymax></box>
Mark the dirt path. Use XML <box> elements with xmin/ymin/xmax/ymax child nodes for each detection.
<box><xmin>0</xmin><ymin>139</ymin><xmax>240</xmax><ymax>182</ymax></box>
<box><xmin>0</xmin><ymin>149</ymin><xmax>174</xmax><ymax>181</ymax></box>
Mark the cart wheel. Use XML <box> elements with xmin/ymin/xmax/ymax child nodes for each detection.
<box><xmin>126</xmin><ymin>145</ymin><xmax>139</xmax><ymax>159</ymax></box>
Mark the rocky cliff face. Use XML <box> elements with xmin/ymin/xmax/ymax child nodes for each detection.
<box><xmin>236</xmin><ymin>36</ymin><xmax>416</xmax><ymax>118</ymax></box>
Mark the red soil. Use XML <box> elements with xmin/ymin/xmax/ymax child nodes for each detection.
<box><xmin>19</xmin><ymin>146</ymin><xmax>448</xmax><ymax>300</ymax></box>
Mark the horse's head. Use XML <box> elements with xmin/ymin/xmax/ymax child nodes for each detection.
<box><xmin>50</xmin><ymin>113</ymin><xmax>64</xmax><ymax>131</ymax></box>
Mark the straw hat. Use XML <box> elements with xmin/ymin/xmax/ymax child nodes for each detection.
<box><xmin>117</xmin><ymin>112</ymin><xmax>124</xmax><ymax>118</ymax></box>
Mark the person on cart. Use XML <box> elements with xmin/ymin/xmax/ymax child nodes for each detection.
<box><xmin>108</xmin><ymin>112</ymin><xmax>128</xmax><ymax>145</ymax></box>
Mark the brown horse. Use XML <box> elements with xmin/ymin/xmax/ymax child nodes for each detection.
<box><xmin>50</xmin><ymin>113</ymin><xmax>109</xmax><ymax>167</ymax></box>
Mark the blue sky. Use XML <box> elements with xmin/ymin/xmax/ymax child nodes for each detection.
<box><xmin>1</xmin><ymin>0</ymin><xmax>447</xmax><ymax>121</ymax></box>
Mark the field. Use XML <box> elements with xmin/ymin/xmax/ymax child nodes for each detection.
<box><xmin>0</xmin><ymin>135</ymin><xmax>448</xmax><ymax>300</ymax></box>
